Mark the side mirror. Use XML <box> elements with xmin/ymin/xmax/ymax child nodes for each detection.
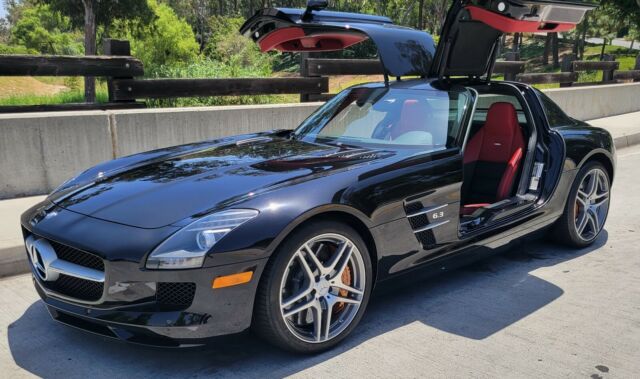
<box><xmin>303</xmin><ymin>0</ymin><xmax>329</xmax><ymax>20</ymax></box>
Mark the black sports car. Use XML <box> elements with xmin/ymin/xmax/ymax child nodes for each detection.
<box><xmin>21</xmin><ymin>0</ymin><xmax>613</xmax><ymax>353</ymax></box>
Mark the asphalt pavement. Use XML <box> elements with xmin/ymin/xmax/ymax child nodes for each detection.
<box><xmin>0</xmin><ymin>148</ymin><xmax>639</xmax><ymax>378</ymax></box>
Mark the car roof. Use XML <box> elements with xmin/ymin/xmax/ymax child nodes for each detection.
<box><xmin>348</xmin><ymin>78</ymin><xmax>473</xmax><ymax>93</ymax></box>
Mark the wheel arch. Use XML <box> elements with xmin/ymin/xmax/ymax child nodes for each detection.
<box><xmin>265</xmin><ymin>205</ymin><xmax>380</xmax><ymax>284</ymax></box>
<box><xmin>578</xmin><ymin>149</ymin><xmax>615</xmax><ymax>184</ymax></box>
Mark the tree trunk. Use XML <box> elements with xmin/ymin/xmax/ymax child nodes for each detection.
<box><xmin>543</xmin><ymin>34</ymin><xmax>551</xmax><ymax>65</ymax></box>
<box><xmin>579</xmin><ymin>14</ymin><xmax>589</xmax><ymax>59</ymax></box>
<box><xmin>512</xmin><ymin>33</ymin><xmax>520</xmax><ymax>52</ymax></box>
<box><xmin>552</xmin><ymin>33</ymin><xmax>559</xmax><ymax>68</ymax></box>
<box><xmin>82</xmin><ymin>0</ymin><xmax>96</xmax><ymax>103</ymax></box>
<box><xmin>600</xmin><ymin>38</ymin><xmax>607</xmax><ymax>60</ymax></box>
<box><xmin>630</xmin><ymin>40</ymin><xmax>635</xmax><ymax>50</ymax></box>
<box><xmin>418</xmin><ymin>0</ymin><xmax>424</xmax><ymax>30</ymax></box>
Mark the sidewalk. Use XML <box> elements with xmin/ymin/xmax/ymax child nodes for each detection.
<box><xmin>587</xmin><ymin>111</ymin><xmax>640</xmax><ymax>149</ymax></box>
<box><xmin>0</xmin><ymin>196</ymin><xmax>45</xmax><ymax>277</ymax></box>
<box><xmin>1</xmin><ymin>111</ymin><xmax>639</xmax><ymax>278</ymax></box>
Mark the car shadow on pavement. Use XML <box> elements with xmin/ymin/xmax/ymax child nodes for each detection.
<box><xmin>7</xmin><ymin>233</ymin><xmax>607</xmax><ymax>379</ymax></box>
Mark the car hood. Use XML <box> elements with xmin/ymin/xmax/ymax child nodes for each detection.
<box><xmin>52</xmin><ymin>135</ymin><xmax>394</xmax><ymax>228</ymax></box>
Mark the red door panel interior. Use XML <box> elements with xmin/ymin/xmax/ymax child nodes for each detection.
<box><xmin>466</xmin><ymin>6</ymin><xmax>577</xmax><ymax>34</ymax></box>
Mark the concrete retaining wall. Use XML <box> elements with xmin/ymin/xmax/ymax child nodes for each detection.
<box><xmin>544</xmin><ymin>83</ymin><xmax>640</xmax><ymax>121</ymax></box>
<box><xmin>1</xmin><ymin>83</ymin><xmax>639</xmax><ymax>199</ymax></box>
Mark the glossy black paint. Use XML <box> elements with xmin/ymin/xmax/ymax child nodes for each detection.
<box><xmin>22</xmin><ymin>0</ymin><xmax>615</xmax><ymax>345</ymax></box>
<box><xmin>21</xmin><ymin>78</ymin><xmax>615</xmax><ymax>346</ymax></box>
<box><xmin>241</xmin><ymin>7</ymin><xmax>436</xmax><ymax>77</ymax></box>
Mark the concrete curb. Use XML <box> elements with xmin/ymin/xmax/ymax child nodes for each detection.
<box><xmin>614</xmin><ymin>132</ymin><xmax>640</xmax><ymax>150</ymax></box>
<box><xmin>1</xmin><ymin>130</ymin><xmax>639</xmax><ymax>280</ymax></box>
<box><xmin>0</xmin><ymin>246</ymin><xmax>29</xmax><ymax>278</ymax></box>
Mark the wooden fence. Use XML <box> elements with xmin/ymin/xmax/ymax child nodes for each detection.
<box><xmin>0</xmin><ymin>39</ymin><xmax>639</xmax><ymax>113</ymax></box>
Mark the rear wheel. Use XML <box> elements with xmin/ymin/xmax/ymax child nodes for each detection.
<box><xmin>554</xmin><ymin>161</ymin><xmax>611</xmax><ymax>247</ymax></box>
<box><xmin>253</xmin><ymin>220</ymin><xmax>372</xmax><ymax>353</ymax></box>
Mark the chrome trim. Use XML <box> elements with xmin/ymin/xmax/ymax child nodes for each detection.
<box><xmin>407</xmin><ymin>203</ymin><xmax>448</xmax><ymax>218</ymax></box>
<box><xmin>413</xmin><ymin>220</ymin><xmax>450</xmax><ymax>234</ymax></box>
<box><xmin>25</xmin><ymin>236</ymin><xmax>105</xmax><ymax>283</ymax></box>
<box><xmin>49</xmin><ymin>260</ymin><xmax>105</xmax><ymax>283</ymax></box>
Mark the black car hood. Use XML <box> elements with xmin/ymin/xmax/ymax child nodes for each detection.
<box><xmin>52</xmin><ymin>135</ymin><xmax>393</xmax><ymax>229</ymax></box>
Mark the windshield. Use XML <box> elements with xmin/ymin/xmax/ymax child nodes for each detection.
<box><xmin>294</xmin><ymin>86</ymin><xmax>471</xmax><ymax>151</ymax></box>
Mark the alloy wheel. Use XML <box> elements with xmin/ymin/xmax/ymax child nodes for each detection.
<box><xmin>574</xmin><ymin>168</ymin><xmax>610</xmax><ymax>241</ymax></box>
<box><xmin>279</xmin><ymin>233</ymin><xmax>366</xmax><ymax>343</ymax></box>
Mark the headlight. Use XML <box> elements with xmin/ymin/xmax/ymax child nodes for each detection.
<box><xmin>146</xmin><ymin>209</ymin><xmax>259</xmax><ymax>270</ymax></box>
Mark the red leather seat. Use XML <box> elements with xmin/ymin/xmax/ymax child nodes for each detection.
<box><xmin>390</xmin><ymin>99</ymin><xmax>432</xmax><ymax>140</ymax></box>
<box><xmin>461</xmin><ymin>102</ymin><xmax>525</xmax><ymax>216</ymax></box>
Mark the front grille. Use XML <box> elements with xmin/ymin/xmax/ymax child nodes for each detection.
<box><xmin>28</xmin><ymin>235</ymin><xmax>106</xmax><ymax>302</ymax></box>
<box><xmin>48</xmin><ymin>240</ymin><xmax>104</xmax><ymax>271</ymax></box>
<box><xmin>48</xmin><ymin>274</ymin><xmax>104</xmax><ymax>301</ymax></box>
<box><xmin>157</xmin><ymin>283</ymin><xmax>196</xmax><ymax>307</ymax></box>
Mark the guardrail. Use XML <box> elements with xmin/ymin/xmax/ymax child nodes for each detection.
<box><xmin>0</xmin><ymin>39</ymin><xmax>639</xmax><ymax>112</ymax></box>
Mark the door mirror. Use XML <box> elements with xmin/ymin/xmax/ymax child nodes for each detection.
<box><xmin>307</xmin><ymin>0</ymin><xmax>328</xmax><ymax>11</ymax></box>
<box><xmin>303</xmin><ymin>0</ymin><xmax>329</xmax><ymax>19</ymax></box>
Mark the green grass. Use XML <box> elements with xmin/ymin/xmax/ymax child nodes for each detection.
<box><xmin>0</xmin><ymin>89</ymin><xmax>109</xmax><ymax>106</ymax></box>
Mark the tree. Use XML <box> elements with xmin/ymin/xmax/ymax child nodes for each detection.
<box><xmin>10</xmin><ymin>4</ymin><xmax>82</xmax><ymax>55</ymax></box>
<box><xmin>113</xmin><ymin>0</ymin><xmax>199</xmax><ymax>69</ymax></box>
<box><xmin>37</xmin><ymin>0</ymin><xmax>153</xmax><ymax>102</ymax></box>
<box><xmin>588</xmin><ymin>5</ymin><xmax>624</xmax><ymax>60</ymax></box>
<box><xmin>0</xmin><ymin>18</ymin><xmax>9</xmax><ymax>44</ymax></box>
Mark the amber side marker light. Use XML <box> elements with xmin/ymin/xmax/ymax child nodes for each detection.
<box><xmin>212</xmin><ymin>271</ymin><xmax>254</xmax><ymax>289</ymax></box>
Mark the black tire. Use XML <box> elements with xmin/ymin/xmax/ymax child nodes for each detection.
<box><xmin>252</xmin><ymin>220</ymin><xmax>373</xmax><ymax>354</ymax></box>
<box><xmin>553</xmin><ymin>161</ymin><xmax>611</xmax><ymax>248</ymax></box>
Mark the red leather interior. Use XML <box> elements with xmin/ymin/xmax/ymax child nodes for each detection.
<box><xmin>258</xmin><ymin>27</ymin><xmax>368</xmax><ymax>52</ymax></box>
<box><xmin>391</xmin><ymin>100</ymin><xmax>424</xmax><ymax>139</ymax></box>
<box><xmin>462</xmin><ymin>102</ymin><xmax>525</xmax><ymax>212</ymax></box>
<box><xmin>466</xmin><ymin>6</ymin><xmax>577</xmax><ymax>33</ymax></box>
<box><xmin>461</xmin><ymin>203</ymin><xmax>491</xmax><ymax>216</ymax></box>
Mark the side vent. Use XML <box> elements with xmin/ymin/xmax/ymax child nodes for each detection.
<box><xmin>403</xmin><ymin>201</ymin><xmax>449</xmax><ymax>249</ymax></box>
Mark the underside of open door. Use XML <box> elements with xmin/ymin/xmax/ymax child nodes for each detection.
<box><xmin>431</xmin><ymin>0</ymin><xmax>597</xmax><ymax>78</ymax></box>
<box><xmin>241</xmin><ymin>0</ymin><xmax>596</xmax><ymax>80</ymax></box>
<box><xmin>240</xmin><ymin>7</ymin><xmax>437</xmax><ymax>78</ymax></box>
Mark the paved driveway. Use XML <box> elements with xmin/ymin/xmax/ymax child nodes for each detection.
<box><xmin>1</xmin><ymin>145</ymin><xmax>640</xmax><ymax>378</ymax></box>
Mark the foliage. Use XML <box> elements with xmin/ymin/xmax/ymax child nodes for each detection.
<box><xmin>0</xmin><ymin>88</ymin><xmax>109</xmax><ymax>106</ymax></box>
<box><xmin>205</xmin><ymin>16</ymin><xmax>270</xmax><ymax>71</ymax></box>
<box><xmin>113</xmin><ymin>0</ymin><xmax>200</xmax><ymax>69</ymax></box>
<box><xmin>0</xmin><ymin>42</ymin><xmax>36</xmax><ymax>54</ymax></box>
<box><xmin>36</xmin><ymin>0</ymin><xmax>154</xmax><ymax>39</ymax></box>
<box><xmin>10</xmin><ymin>4</ymin><xmax>83</xmax><ymax>55</ymax></box>
<box><xmin>145</xmin><ymin>58</ymin><xmax>282</xmax><ymax>107</ymax></box>
<box><xmin>0</xmin><ymin>18</ymin><xmax>9</xmax><ymax>43</ymax></box>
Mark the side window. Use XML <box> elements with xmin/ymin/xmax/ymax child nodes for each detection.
<box><xmin>536</xmin><ymin>91</ymin><xmax>576</xmax><ymax>127</ymax></box>
<box><xmin>473</xmin><ymin>93</ymin><xmax>527</xmax><ymax>124</ymax></box>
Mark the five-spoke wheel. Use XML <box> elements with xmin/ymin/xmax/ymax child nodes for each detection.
<box><xmin>253</xmin><ymin>221</ymin><xmax>372</xmax><ymax>353</ymax></box>
<box><xmin>554</xmin><ymin>161</ymin><xmax>611</xmax><ymax>247</ymax></box>
<box><xmin>279</xmin><ymin>234</ymin><xmax>366</xmax><ymax>343</ymax></box>
<box><xmin>574</xmin><ymin>168</ymin><xmax>610</xmax><ymax>241</ymax></box>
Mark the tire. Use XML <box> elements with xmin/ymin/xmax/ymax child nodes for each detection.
<box><xmin>553</xmin><ymin>161</ymin><xmax>611</xmax><ymax>248</ymax></box>
<box><xmin>252</xmin><ymin>220</ymin><xmax>373</xmax><ymax>354</ymax></box>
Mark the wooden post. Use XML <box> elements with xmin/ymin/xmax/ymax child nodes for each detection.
<box><xmin>560</xmin><ymin>54</ymin><xmax>576</xmax><ymax>88</ymax></box>
<box><xmin>299</xmin><ymin>52</ymin><xmax>311</xmax><ymax>103</ymax></box>
<box><xmin>504</xmin><ymin>51</ymin><xmax>520</xmax><ymax>62</ymax></box>
<box><xmin>103</xmin><ymin>39</ymin><xmax>137</xmax><ymax>104</ymax></box>
<box><xmin>635</xmin><ymin>54</ymin><xmax>640</xmax><ymax>82</ymax></box>
<box><xmin>602</xmin><ymin>54</ymin><xmax>616</xmax><ymax>83</ymax></box>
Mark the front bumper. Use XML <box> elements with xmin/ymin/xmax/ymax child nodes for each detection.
<box><xmin>32</xmin><ymin>256</ymin><xmax>267</xmax><ymax>347</ymax></box>
<box><xmin>22</xmin><ymin>201</ymin><xmax>268</xmax><ymax>347</ymax></box>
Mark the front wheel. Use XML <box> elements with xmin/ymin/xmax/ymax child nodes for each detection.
<box><xmin>253</xmin><ymin>220</ymin><xmax>372</xmax><ymax>353</ymax></box>
<box><xmin>553</xmin><ymin>161</ymin><xmax>611</xmax><ymax>247</ymax></box>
